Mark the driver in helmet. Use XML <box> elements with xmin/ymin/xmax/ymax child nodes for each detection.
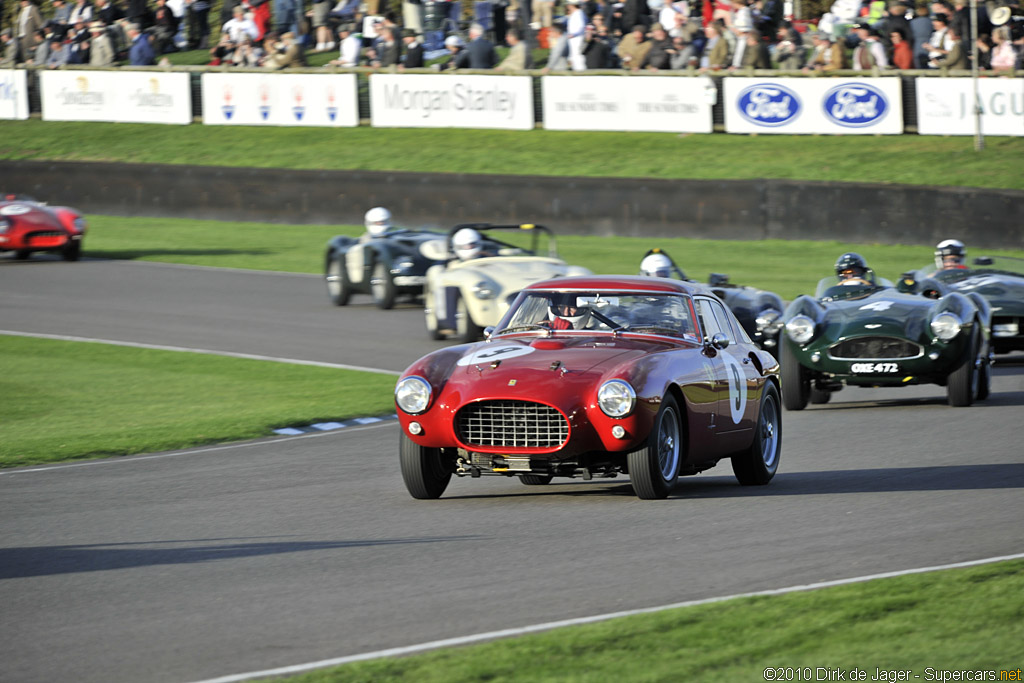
<box><xmin>834</xmin><ymin>252</ymin><xmax>872</xmax><ymax>285</ymax></box>
<box><xmin>639</xmin><ymin>249</ymin><xmax>686</xmax><ymax>279</ymax></box>
<box><xmin>934</xmin><ymin>239</ymin><xmax>968</xmax><ymax>272</ymax></box>
<box><xmin>546</xmin><ymin>295</ymin><xmax>591</xmax><ymax>330</ymax></box>
<box><xmin>361</xmin><ymin>207</ymin><xmax>393</xmax><ymax>241</ymax></box>
<box><xmin>452</xmin><ymin>227</ymin><xmax>494</xmax><ymax>261</ymax></box>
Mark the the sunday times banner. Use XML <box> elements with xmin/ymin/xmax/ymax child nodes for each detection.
<box><xmin>723</xmin><ymin>77</ymin><xmax>903</xmax><ymax>135</ymax></box>
<box><xmin>202</xmin><ymin>72</ymin><xmax>358</xmax><ymax>127</ymax></box>
<box><xmin>369</xmin><ymin>74</ymin><xmax>533</xmax><ymax>130</ymax></box>
<box><xmin>41</xmin><ymin>70</ymin><xmax>191</xmax><ymax>124</ymax></box>
<box><xmin>915</xmin><ymin>78</ymin><xmax>1023</xmax><ymax>137</ymax></box>
<box><xmin>542</xmin><ymin>76</ymin><xmax>714</xmax><ymax>133</ymax></box>
<box><xmin>1</xmin><ymin>70</ymin><xmax>29</xmax><ymax>120</ymax></box>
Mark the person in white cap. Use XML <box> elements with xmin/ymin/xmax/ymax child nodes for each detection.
<box><xmin>438</xmin><ymin>33</ymin><xmax>464</xmax><ymax>70</ymax></box>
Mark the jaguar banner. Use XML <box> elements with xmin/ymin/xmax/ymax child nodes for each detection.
<box><xmin>915</xmin><ymin>77</ymin><xmax>1024</xmax><ymax>137</ymax></box>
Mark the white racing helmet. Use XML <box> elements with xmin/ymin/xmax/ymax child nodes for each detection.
<box><xmin>640</xmin><ymin>252</ymin><xmax>674</xmax><ymax>278</ymax></box>
<box><xmin>934</xmin><ymin>239</ymin><xmax>966</xmax><ymax>270</ymax></box>
<box><xmin>452</xmin><ymin>227</ymin><xmax>483</xmax><ymax>260</ymax></box>
<box><xmin>364</xmin><ymin>207</ymin><xmax>392</xmax><ymax>236</ymax></box>
<box><xmin>547</xmin><ymin>297</ymin><xmax>588</xmax><ymax>328</ymax></box>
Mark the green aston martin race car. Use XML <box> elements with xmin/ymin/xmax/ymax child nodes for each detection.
<box><xmin>780</xmin><ymin>255</ymin><xmax>992</xmax><ymax>410</ymax></box>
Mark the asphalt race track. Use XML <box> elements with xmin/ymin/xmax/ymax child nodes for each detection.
<box><xmin>2</xmin><ymin>258</ymin><xmax>1023</xmax><ymax>683</ymax></box>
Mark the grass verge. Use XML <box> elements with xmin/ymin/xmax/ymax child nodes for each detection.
<box><xmin>2</xmin><ymin>120</ymin><xmax>1023</xmax><ymax>190</ymax></box>
<box><xmin>280</xmin><ymin>558</ymin><xmax>1024</xmax><ymax>682</ymax></box>
<box><xmin>85</xmin><ymin>215</ymin><xmax>1024</xmax><ymax>301</ymax></box>
<box><xmin>0</xmin><ymin>335</ymin><xmax>397</xmax><ymax>468</ymax></box>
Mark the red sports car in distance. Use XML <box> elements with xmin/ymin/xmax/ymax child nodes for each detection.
<box><xmin>395</xmin><ymin>275</ymin><xmax>782</xmax><ymax>500</ymax></box>
<box><xmin>0</xmin><ymin>194</ymin><xmax>87</xmax><ymax>261</ymax></box>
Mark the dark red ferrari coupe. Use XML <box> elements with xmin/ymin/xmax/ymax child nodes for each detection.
<box><xmin>0</xmin><ymin>194</ymin><xmax>87</xmax><ymax>261</ymax></box>
<box><xmin>395</xmin><ymin>276</ymin><xmax>782</xmax><ymax>500</ymax></box>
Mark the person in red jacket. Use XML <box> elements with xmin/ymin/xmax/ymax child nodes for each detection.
<box><xmin>890</xmin><ymin>27</ymin><xmax>913</xmax><ymax>69</ymax></box>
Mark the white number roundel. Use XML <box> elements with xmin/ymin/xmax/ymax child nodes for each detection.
<box><xmin>721</xmin><ymin>354</ymin><xmax>747</xmax><ymax>425</ymax></box>
<box><xmin>456</xmin><ymin>345</ymin><xmax>535</xmax><ymax>366</ymax></box>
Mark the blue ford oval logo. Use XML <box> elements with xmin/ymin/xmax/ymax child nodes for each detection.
<box><xmin>737</xmin><ymin>84</ymin><xmax>801</xmax><ymax>127</ymax></box>
<box><xmin>823</xmin><ymin>82</ymin><xmax>888</xmax><ymax>127</ymax></box>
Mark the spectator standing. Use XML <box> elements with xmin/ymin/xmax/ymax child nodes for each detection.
<box><xmin>126</xmin><ymin>21</ymin><xmax>155</xmax><ymax>63</ymax></box>
<box><xmin>460</xmin><ymin>21</ymin><xmax>498</xmax><ymax>67</ymax></box>
<box><xmin>732</xmin><ymin>28</ymin><xmax>768</xmax><ymax>67</ymax></box>
<box><xmin>929</xmin><ymin>24</ymin><xmax>966</xmax><ymax>67</ymax></box>
<box><xmin>889</xmin><ymin>27</ymin><xmax>912</xmax><ymax>67</ymax></box>
<box><xmin>437</xmin><ymin>32</ymin><xmax>463</xmax><ymax>69</ymax></box>
<box><xmin>616</xmin><ymin>22</ymin><xmax>650</xmax><ymax>69</ymax></box>
<box><xmin>127</xmin><ymin>0</ymin><xmax>152</xmax><ymax>27</ymax></box>
<box><xmin>988</xmin><ymin>25</ymin><xmax>1018</xmax><ymax>72</ymax></box>
<box><xmin>400</xmin><ymin>27</ymin><xmax>423</xmax><ymax>67</ymax></box>
<box><xmin>668</xmin><ymin>31</ymin><xmax>694</xmax><ymax>67</ymax></box>
<box><xmin>96</xmin><ymin>0</ymin><xmax>124</xmax><ymax>26</ymax></box>
<box><xmin>804</xmin><ymin>30</ymin><xmax>846</xmax><ymax>70</ymax></box>
<box><xmin>29</xmin><ymin>28</ymin><xmax>50</xmax><ymax>64</ymax></box>
<box><xmin>495</xmin><ymin>26</ymin><xmax>531</xmax><ymax>68</ymax></box>
<box><xmin>311</xmin><ymin>0</ymin><xmax>333</xmax><ymax>50</ymax></box>
<box><xmin>700</xmin><ymin>20</ymin><xmax>730</xmax><ymax>69</ymax></box>
<box><xmin>185</xmin><ymin>0</ymin><xmax>211</xmax><ymax>48</ymax></box>
<box><xmin>533</xmin><ymin>0</ymin><xmax>554</xmax><ymax>28</ymax></box>
<box><xmin>883</xmin><ymin>2</ymin><xmax>911</xmax><ymax>41</ymax></box>
<box><xmin>88</xmin><ymin>20</ymin><xmax>115</xmax><ymax>63</ymax></box>
<box><xmin>224</xmin><ymin>5</ymin><xmax>259</xmax><ymax>43</ymax></box>
<box><xmin>17</xmin><ymin>0</ymin><xmax>44</xmax><ymax>62</ymax></box>
<box><xmin>582</xmin><ymin>21</ymin><xmax>612</xmax><ymax>67</ymax></box>
<box><xmin>925</xmin><ymin>12</ymin><xmax>953</xmax><ymax>67</ymax></box>
<box><xmin>641</xmin><ymin>21</ymin><xmax>673</xmax><ymax>68</ymax></box>
<box><xmin>565</xmin><ymin>0</ymin><xmax>588</xmax><ymax>69</ymax></box>
<box><xmin>327</xmin><ymin>21</ymin><xmax>360</xmax><ymax>64</ymax></box>
<box><xmin>852</xmin><ymin>22</ymin><xmax>888</xmax><ymax>68</ymax></box>
<box><xmin>45</xmin><ymin>35</ymin><xmax>70</xmax><ymax>65</ymax></box>
<box><xmin>368</xmin><ymin>24</ymin><xmax>398</xmax><ymax>65</ymax></box>
<box><xmin>774</xmin><ymin>25</ymin><xmax>804</xmax><ymax>69</ymax></box>
<box><xmin>541</xmin><ymin>21</ymin><xmax>568</xmax><ymax>70</ymax></box>
<box><xmin>68</xmin><ymin>0</ymin><xmax>94</xmax><ymax>27</ymax></box>
<box><xmin>657</xmin><ymin>0</ymin><xmax>687</xmax><ymax>36</ymax></box>
<box><xmin>274</xmin><ymin>0</ymin><xmax>302</xmax><ymax>37</ymax></box>
<box><xmin>1</xmin><ymin>29</ymin><xmax>18</xmax><ymax>66</ymax></box>
<box><xmin>263</xmin><ymin>29</ymin><xmax>305</xmax><ymax>65</ymax></box>
<box><xmin>620</xmin><ymin>0</ymin><xmax>651</xmax><ymax>36</ymax></box>
<box><xmin>49</xmin><ymin>0</ymin><xmax>73</xmax><ymax>37</ymax></box>
<box><xmin>908</xmin><ymin>1</ymin><xmax>932</xmax><ymax>66</ymax></box>
<box><xmin>401</xmin><ymin>0</ymin><xmax>424</xmax><ymax>35</ymax></box>
<box><xmin>151</xmin><ymin>0</ymin><xmax>179</xmax><ymax>53</ymax></box>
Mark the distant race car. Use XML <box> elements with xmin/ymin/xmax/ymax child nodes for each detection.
<box><xmin>324</xmin><ymin>228</ymin><xmax>447</xmax><ymax>309</ymax></box>
<box><xmin>907</xmin><ymin>255</ymin><xmax>1024</xmax><ymax>356</ymax></box>
<box><xmin>780</xmin><ymin>272</ymin><xmax>992</xmax><ymax>410</ymax></box>
<box><xmin>423</xmin><ymin>223</ymin><xmax>591</xmax><ymax>343</ymax></box>
<box><xmin>0</xmin><ymin>193</ymin><xmax>86</xmax><ymax>261</ymax></box>
<box><xmin>395</xmin><ymin>275</ymin><xmax>783</xmax><ymax>500</ymax></box>
<box><xmin>639</xmin><ymin>248</ymin><xmax>785</xmax><ymax>351</ymax></box>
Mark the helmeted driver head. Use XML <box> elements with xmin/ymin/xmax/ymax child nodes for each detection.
<box><xmin>935</xmin><ymin>239</ymin><xmax>967</xmax><ymax>270</ymax></box>
<box><xmin>547</xmin><ymin>295</ymin><xmax>589</xmax><ymax>329</ymax></box>
<box><xmin>452</xmin><ymin>228</ymin><xmax>483</xmax><ymax>260</ymax></box>
<box><xmin>640</xmin><ymin>252</ymin><xmax>675</xmax><ymax>278</ymax></box>
<box><xmin>364</xmin><ymin>207</ymin><xmax>392</xmax><ymax>236</ymax></box>
<box><xmin>835</xmin><ymin>252</ymin><xmax>869</xmax><ymax>282</ymax></box>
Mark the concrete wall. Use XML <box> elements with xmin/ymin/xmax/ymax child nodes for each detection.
<box><xmin>2</xmin><ymin>160</ymin><xmax>1021</xmax><ymax>248</ymax></box>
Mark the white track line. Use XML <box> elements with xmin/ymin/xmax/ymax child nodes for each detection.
<box><xmin>0</xmin><ymin>420</ymin><xmax>398</xmax><ymax>476</ymax></box>
<box><xmin>0</xmin><ymin>330</ymin><xmax>400</xmax><ymax>376</ymax></box>
<box><xmin>192</xmin><ymin>551</ymin><xmax>1024</xmax><ymax>683</ymax></box>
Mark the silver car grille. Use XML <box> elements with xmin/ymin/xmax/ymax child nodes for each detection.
<box><xmin>829</xmin><ymin>337</ymin><xmax>923</xmax><ymax>360</ymax></box>
<box><xmin>456</xmin><ymin>400</ymin><xmax>569</xmax><ymax>449</ymax></box>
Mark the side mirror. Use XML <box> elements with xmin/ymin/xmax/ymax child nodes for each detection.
<box><xmin>973</xmin><ymin>256</ymin><xmax>994</xmax><ymax>266</ymax></box>
<box><xmin>711</xmin><ymin>333</ymin><xmax>730</xmax><ymax>350</ymax></box>
<box><xmin>483</xmin><ymin>326</ymin><xmax>494</xmax><ymax>339</ymax></box>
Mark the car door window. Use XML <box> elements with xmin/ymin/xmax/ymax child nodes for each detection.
<box><xmin>707</xmin><ymin>300</ymin><xmax>735</xmax><ymax>343</ymax></box>
<box><xmin>694</xmin><ymin>298</ymin><xmax>724</xmax><ymax>342</ymax></box>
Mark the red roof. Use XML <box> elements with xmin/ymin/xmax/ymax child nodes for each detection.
<box><xmin>524</xmin><ymin>275</ymin><xmax>702</xmax><ymax>295</ymax></box>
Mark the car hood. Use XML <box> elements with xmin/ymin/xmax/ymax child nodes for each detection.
<box><xmin>1</xmin><ymin>202</ymin><xmax>61</xmax><ymax>230</ymax></box>
<box><xmin>452</xmin><ymin>258</ymin><xmax>576</xmax><ymax>291</ymax></box>
<box><xmin>949</xmin><ymin>272</ymin><xmax>1024</xmax><ymax>314</ymax></box>
<box><xmin>818</xmin><ymin>291</ymin><xmax>933</xmax><ymax>339</ymax></box>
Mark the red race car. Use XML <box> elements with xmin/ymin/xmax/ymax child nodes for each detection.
<box><xmin>0</xmin><ymin>194</ymin><xmax>87</xmax><ymax>261</ymax></box>
<box><xmin>395</xmin><ymin>275</ymin><xmax>782</xmax><ymax>500</ymax></box>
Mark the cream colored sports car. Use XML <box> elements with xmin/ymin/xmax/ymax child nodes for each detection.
<box><xmin>423</xmin><ymin>224</ymin><xmax>592</xmax><ymax>342</ymax></box>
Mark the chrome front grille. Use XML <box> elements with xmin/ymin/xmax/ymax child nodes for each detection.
<box><xmin>28</xmin><ymin>230</ymin><xmax>65</xmax><ymax>238</ymax></box>
<box><xmin>829</xmin><ymin>337</ymin><xmax>922</xmax><ymax>360</ymax></box>
<box><xmin>456</xmin><ymin>400</ymin><xmax>568</xmax><ymax>449</ymax></box>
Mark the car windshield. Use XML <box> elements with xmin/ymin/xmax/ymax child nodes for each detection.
<box><xmin>496</xmin><ymin>291</ymin><xmax>699</xmax><ymax>340</ymax></box>
<box><xmin>924</xmin><ymin>255</ymin><xmax>1024</xmax><ymax>281</ymax></box>
<box><xmin>814</xmin><ymin>276</ymin><xmax>888</xmax><ymax>302</ymax></box>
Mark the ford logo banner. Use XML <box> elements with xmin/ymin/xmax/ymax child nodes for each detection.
<box><xmin>736</xmin><ymin>84</ymin><xmax>801</xmax><ymax>127</ymax></box>
<box><xmin>823</xmin><ymin>82</ymin><xmax>889</xmax><ymax>127</ymax></box>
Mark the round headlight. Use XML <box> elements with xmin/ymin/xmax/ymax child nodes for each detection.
<box><xmin>472</xmin><ymin>280</ymin><xmax>497</xmax><ymax>300</ymax></box>
<box><xmin>785</xmin><ymin>315</ymin><xmax>815</xmax><ymax>344</ymax></box>
<box><xmin>0</xmin><ymin>218</ymin><xmax>10</xmax><ymax>233</ymax></box>
<box><xmin>395</xmin><ymin>376</ymin><xmax>431</xmax><ymax>415</ymax></box>
<box><xmin>598</xmin><ymin>380</ymin><xmax>636</xmax><ymax>418</ymax></box>
<box><xmin>73</xmin><ymin>217</ymin><xmax>87</xmax><ymax>233</ymax></box>
<box><xmin>755</xmin><ymin>308</ymin><xmax>782</xmax><ymax>332</ymax></box>
<box><xmin>930</xmin><ymin>312</ymin><xmax>962</xmax><ymax>341</ymax></box>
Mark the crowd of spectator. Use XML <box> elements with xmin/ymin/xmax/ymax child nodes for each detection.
<box><xmin>1</xmin><ymin>0</ymin><xmax>1022</xmax><ymax>71</ymax></box>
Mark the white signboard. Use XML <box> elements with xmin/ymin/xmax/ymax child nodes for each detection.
<box><xmin>41</xmin><ymin>71</ymin><xmax>191</xmax><ymax>124</ymax></box>
<box><xmin>542</xmin><ymin>76</ymin><xmax>714</xmax><ymax>133</ymax></box>
<box><xmin>915</xmin><ymin>78</ymin><xmax>1024</xmax><ymax>137</ymax></box>
<box><xmin>724</xmin><ymin>77</ymin><xmax>903</xmax><ymax>135</ymax></box>
<box><xmin>369</xmin><ymin>74</ymin><xmax>533</xmax><ymax>130</ymax></box>
<box><xmin>0</xmin><ymin>69</ymin><xmax>29</xmax><ymax>120</ymax></box>
<box><xmin>202</xmin><ymin>73</ymin><xmax>358</xmax><ymax>127</ymax></box>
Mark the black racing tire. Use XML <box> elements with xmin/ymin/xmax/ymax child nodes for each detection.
<box><xmin>325</xmin><ymin>253</ymin><xmax>351</xmax><ymax>306</ymax></box>
<box><xmin>399</xmin><ymin>432</ymin><xmax>453</xmax><ymax>500</ymax></box>
<box><xmin>780</xmin><ymin>341</ymin><xmax>810</xmax><ymax>411</ymax></box>
<box><xmin>947</xmin><ymin>330</ymin><xmax>978</xmax><ymax>407</ymax></box>
<box><xmin>61</xmin><ymin>240</ymin><xmax>81</xmax><ymax>262</ymax></box>
<box><xmin>976</xmin><ymin>355</ymin><xmax>991</xmax><ymax>402</ymax></box>
<box><xmin>519</xmin><ymin>474</ymin><xmax>554</xmax><ymax>485</ymax></box>
<box><xmin>423</xmin><ymin>285</ymin><xmax>445</xmax><ymax>340</ymax></box>
<box><xmin>370</xmin><ymin>261</ymin><xmax>397</xmax><ymax>310</ymax></box>
<box><xmin>732</xmin><ymin>382</ymin><xmax>782</xmax><ymax>486</ymax></box>
<box><xmin>809</xmin><ymin>387</ymin><xmax>831</xmax><ymax>405</ymax></box>
<box><xmin>627</xmin><ymin>394</ymin><xmax>683</xmax><ymax>500</ymax></box>
<box><xmin>455</xmin><ymin>295</ymin><xmax>482</xmax><ymax>343</ymax></box>
<box><xmin>14</xmin><ymin>250</ymin><xmax>31</xmax><ymax>260</ymax></box>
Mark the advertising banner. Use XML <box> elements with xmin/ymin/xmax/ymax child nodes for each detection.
<box><xmin>202</xmin><ymin>73</ymin><xmax>358</xmax><ymax>127</ymax></box>
<box><xmin>915</xmin><ymin>78</ymin><xmax>1023</xmax><ymax>137</ymax></box>
<box><xmin>723</xmin><ymin>77</ymin><xmax>903</xmax><ymax>134</ymax></box>
<box><xmin>542</xmin><ymin>76</ymin><xmax>715</xmax><ymax>133</ymax></box>
<box><xmin>369</xmin><ymin>74</ymin><xmax>533</xmax><ymax>130</ymax></box>
<box><xmin>40</xmin><ymin>70</ymin><xmax>191</xmax><ymax>124</ymax></box>
<box><xmin>0</xmin><ymin>69</ymin><xmax>29</xmax><ymax>120</ymax></box>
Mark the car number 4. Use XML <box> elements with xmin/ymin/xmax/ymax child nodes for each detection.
<box><xmin>851</xmin><ymin>362</ymin><xmax>899</xmax><ymax>373</ymax></box>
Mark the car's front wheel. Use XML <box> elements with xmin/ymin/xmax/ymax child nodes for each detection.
<box><xmin>732</xmin><ymin>382</ymin><xmax>781</xmax><ymax>485</ymax></box>
<box><xmin>424</xmin><ymin>285</ymin><xmax>445</xmax><ymax>340</ymax></box>
<box><xmin>14</xmin><ymin>250</ymin><xmax>30</xmax><ymax>260</ymax></box>
<box><xmin>400</xmin><ymin>432</ymin><xmax>453</xmax><ymax>499</ymax></box>
<box><xmin>455</xmin><ymin>295</ymin><xmax>482</xmax><ymax>343</ymax></box>
<box><xmin>519</xmin><ymin>474</ymin><xmax>553</xmax><ymax>485</ymax></box>
<box><xmin>61</xmin><ymin>240</ymin><xmax>81</xmax><ymax>262</ymax></box>
<box><xmin>627</xmin><ymin>394</ymin><xmax>682</xmax><ymax>500</ymax></box>
<box><xmin>371</xmin><ymin>261</ymin><xmax>397</xmax><ymax>310</ymax></box>
<box><xmin>326</xmin><ymin>253</ymin><xmax>351</xmax><ymax>306</ymax></box>
<box><xmin>947</xmin><ymin>330</ymin><xmax>978</xmax><ymax>407</ymax></box>
<box><xmin>780</xmin><ymin>341</ymin><xmax>810</xmax><ymax>411</ymax></box>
